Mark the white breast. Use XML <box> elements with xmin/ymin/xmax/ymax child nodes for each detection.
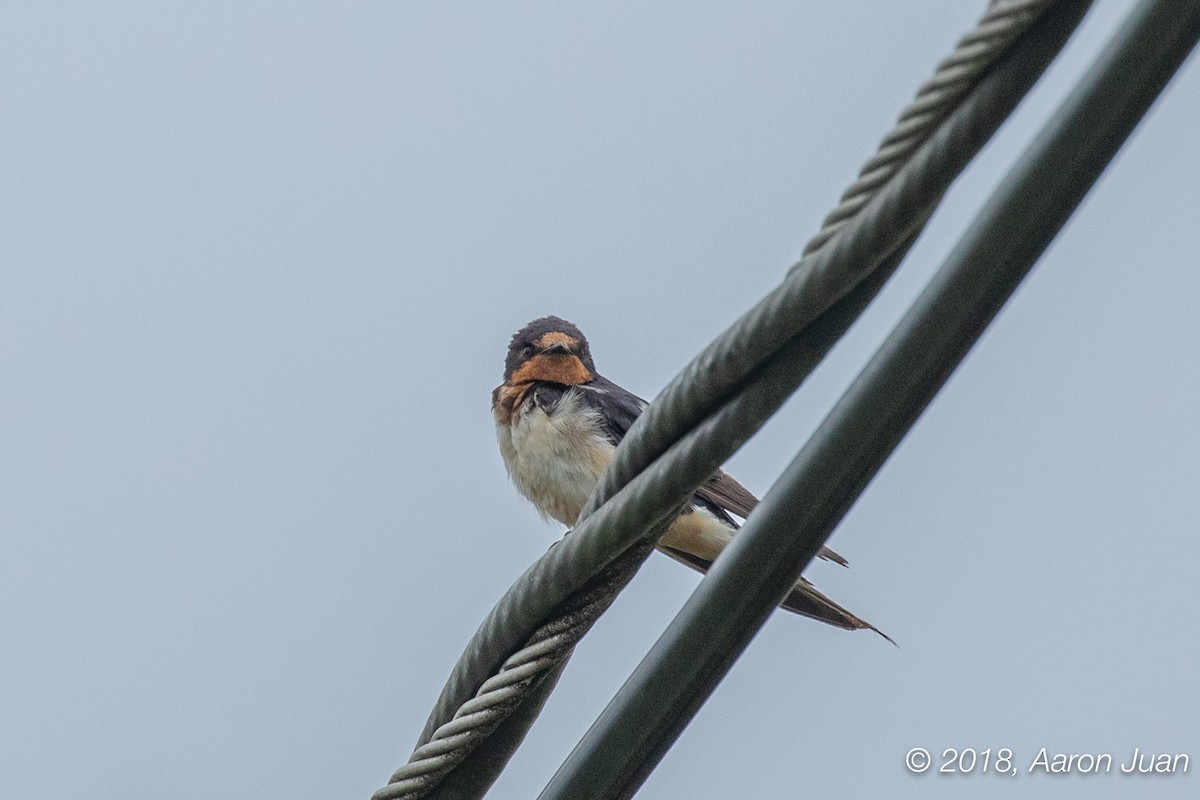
<box><xmin>496</xmin><ymin>388</ymin><xmax>615</xmax><ymax>527</ymax></box>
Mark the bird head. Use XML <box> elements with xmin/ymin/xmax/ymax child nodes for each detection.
<box><xmin>502</xmin><ymin>316</ymin><xmax>597</xmax><ymax>386</ymax></box>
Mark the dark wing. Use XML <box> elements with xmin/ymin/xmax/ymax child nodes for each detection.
<box><xmin>697</xmin><ymin>469</ymin><xmax>759</xmax><ymax>518</ymax></box>
<box><xmin>697</xmin><ymin>469</ymin><xmax>849</xmax><ymax>568</ymax></box>
<box><xmin>577</xmin><ymin>376</ymin><xmax>847</xmax><ymax>567</ymax></box>
<box><xmin>574</xmin><ymin>375</ymin><xmax>649</xmax><ymax>445</ymax></box>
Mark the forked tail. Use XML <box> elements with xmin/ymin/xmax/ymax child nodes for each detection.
<box><xmin>782</xmin><ymin>578</ymin><xmax>895</xmax><ymax>645</ymax></box>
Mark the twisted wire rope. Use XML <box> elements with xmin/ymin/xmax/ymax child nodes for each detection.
<box><xmin>374</xmin><ymin>2</ymin><xmax>1079</xmax><ymax>798</ymax></box>
<box><xmin>414</xmin><ymin>0</ymin><xmax>1070</xmax><ymax>753</ymax></box>
<box><xmin>587</xmin><ymin>0</ymin><xmax>1057</xmax><ymax>521</ymax></box>
<box><xmin>376</xmin><ymin>541</ymin><xmax>657</xmax><ymax>800</ymax></box>
<box><xmin>541</xmin><ymin>0</ymin><xmax>1200</xmax><ymax>791</ymax></box>
<box><xmin>803</xmin><ymin>0</ymin><xmax>1051</xmax><ymax>255</ymax></box>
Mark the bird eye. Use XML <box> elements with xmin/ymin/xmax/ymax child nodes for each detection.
<box><xmin>520</xmin><ymin>344</ymin><xmax>534</xmax><ymax>358</ymax></box>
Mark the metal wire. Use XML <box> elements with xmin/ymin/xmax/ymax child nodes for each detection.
<box><xmin>802</xmin><ymin>0</ymin><xmax>1053</xmax><ymax>256</ymax></box>
<box><xmin>372</xmin><ymin>2</ymin><xmax>1088</xmax><ymax>798</ymax></box>
<box><xmin>583</xmin><ymin>0</ymin><xmax>1062</xmax><ymax>525</ymax></box>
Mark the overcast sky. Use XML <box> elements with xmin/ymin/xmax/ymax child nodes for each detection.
<box><xmin>3</xmin><ymin>2</ymin><xmax>1198</xmax><ymax>798</ymax></box>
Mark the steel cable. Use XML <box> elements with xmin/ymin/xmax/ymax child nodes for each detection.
<box><xmin>375</xmin><ymin>541</ymin><xmax>655</xmax><ymax>800</ymax></box>
<box><xmin>542</xmin><ymin>2</ymin><xmax>1200</xmax><ymax>793</ymax></box>
<box><xmin>373</xmin><ymin>2</ymin><xmax>1085</xmax><ymax>798</ymax></box>
<box><xmin>584</xmin><ymin>0</ymin><xmax>1062</xmax><ymax>523</ymax></box>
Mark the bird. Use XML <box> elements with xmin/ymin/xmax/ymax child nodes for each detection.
<box><xmin>492</xmin><ymin>315</ymin><xmax>890</xmax><ymax>640</ymax></box>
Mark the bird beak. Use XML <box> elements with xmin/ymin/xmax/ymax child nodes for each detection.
<box><xmin>540</xmin><ymin>343</ymin><xmax>572</xmax><ymax>356</ymax></box>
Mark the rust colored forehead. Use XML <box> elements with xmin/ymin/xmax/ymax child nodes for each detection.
<box><xmin>534</xmin><ymin>331</ymin><xmax>578</xmax><ymax>349</ymax></box>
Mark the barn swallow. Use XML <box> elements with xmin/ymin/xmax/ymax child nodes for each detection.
<box><xmin>493</xmin><ymin>315</ymin><xmax>889</xmax><ymax>639</ymax></box>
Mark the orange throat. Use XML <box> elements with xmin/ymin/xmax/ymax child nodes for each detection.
<box><xmin>509</xmin><ymin>353</ymin><xmax>593</xmax><ymax>387</ymax></box>
<box><xmin>493</xmin><ymin>354</ymin><xmax>593</xmax><ymax>425</ymax></box>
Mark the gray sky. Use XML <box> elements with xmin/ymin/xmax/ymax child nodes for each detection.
<box><xmin>3</xmin><ymin>2</ymin><xmax>1198</xmax><ymax>798</ymax></box>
